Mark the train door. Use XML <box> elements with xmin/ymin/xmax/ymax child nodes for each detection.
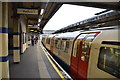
<box><xmin>70</xmin><ymin>32</ymin><xmax>99</xmax><ymax>79</ymax></box>
<box><xmin>77</xmin><ymin>38</ymin><xmax>91</xmax><ymax>79</ymax></box>
<box><xmin>50</xmin><ymin>36</ymin><xmax>55</xmax><ymax>55</ymax></box>
<box><xmin>77</xmin><ymin>32</ymin><xmax>100</xmax><ymax>79</ymax></box>
<box><xmin>70</xmin><ymin>33</ymin><xmax>88</xmax><ymax>78</ymax></box>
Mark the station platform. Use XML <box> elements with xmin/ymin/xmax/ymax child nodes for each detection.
<box><xmin>9</xmin><ymin>41</ymin><xmax>61</xmax><ymax>79</ymax></box>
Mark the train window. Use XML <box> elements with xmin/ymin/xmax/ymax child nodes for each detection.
<box><xmin>66</xmin><ymin>41</ymin><xmax>69</xmax><ymax>48</ymax></box>
<box><xmin>46</xmin><ymin>38</ymin><xmax>48</xmax><ymax>44</ymax></box>
<box><xmin>63</xmin><ymin>41</ymin><xmax>66</xmax><ymax>50</ymax></box>
<box><xmin>60</xmin><ymin>41</ymin><xmax>64</xmax><ymax>50</ymax></box>
<box><xmin>80</xmin><ymin>33</ymin><xmax>98</xmax><ymax>62</ymax></box>
<box><xmin>64</xmin><ymin>41</ymin><xmax>69</xmax><ymax>53</ymax></box>
<box><xmin>80</xmin><ymin>42</ymin><xmax>90</xmax><ymax>62</ymax></box>
<box><xmin>73</xmin><ymin>41</ymin><xmax>78</xmax><ymax>57</ymax></box>
<box><xmin>62</xmin><ymin>38</ymin><xmax>68</xmax><ymax>40</ymax></box>
<box><xmin>46</xmin><ymin>38</ymin><xmax>50</xmax><ymax>44</ymax></box>
<box><xmin>98</xmin><ymin>46</ymin><xmax>120</xmax><ymax>78</ymax></box>
<box><xmin>55</xmin><ymin>40</ymin><xmax>58</xmax><ymax>48</ymax></box>
<box><xmin>57</xmin><ymin>40</ymin><xmax>61</xmax><ymax>49</ymax></box>
<box><xmin>48</xmin><ymin>38</ymin><xmax>50</xmax><ymax>44</ymax></box>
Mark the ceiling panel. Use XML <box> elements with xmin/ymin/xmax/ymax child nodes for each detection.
<box><xmin>12</xmin><ymin>2</ymin><xmax>120</xmax><ymax>34</ymax></box>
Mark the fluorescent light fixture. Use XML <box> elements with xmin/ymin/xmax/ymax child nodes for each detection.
<box><xmin>38</xmin><ymin>19</ymin><xmax>41</xmax><ymax>22</ymax></box>
<box><xmin>38</xmin><ymin>24</ymin><xmax>40</xmax><ymax>26</ymax></box>
<box><xmin>30</xmin><ymin>30</ymin><xmax>34</xmax><ymax>31</ymax></box>
<box><xmin>28</xmin><ymin>25</ymin><xmax>33</xmax><ymax>27</ymax></box>
<box><xmin>40</xmin><ymin>9</ymin><xmax>44</xmax><ymax>15</ymax></box>
<box><xmin>34</xmin><ymin>25</ymin><xmax>38</xmax><ymax>27</ymax></box>
<box><xmin>34</xmin><ymin>31</ymin><xmax>37</xmax><ymax>32</ymax></box>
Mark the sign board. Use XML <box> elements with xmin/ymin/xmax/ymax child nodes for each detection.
<box><xmin>28</xmin><ymin>25</ymin><xmax>38</xmax><ymax>28</ymax></box>
<box><xmin>17</xmin><ymin>8</ymin><xmax>38</xmax><ymax>15</ymax></box>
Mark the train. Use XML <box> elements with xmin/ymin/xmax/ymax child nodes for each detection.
<box><xmin>41</xmin><ymin>26</ymin><xmax>120</xmax><ymax>79</ymax></box>
<box><xmin>41</xmin><ymin>10</ymin><xmax>120</xmax><ymax>79</ymax></box>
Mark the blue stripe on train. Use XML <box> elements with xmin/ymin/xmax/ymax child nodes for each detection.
<box><xmin>0</xmin><ymin>56</ymin><xmax>9</xmax><ymax>62</ymax></box>
<box><xmin>53</xmin><ymin>54</ymin><xmax>70</xmax><ymax>73</ymax></box>
<box><xmin>0</xmin><ymin>27</ymin><xmax>8</xmax><ymax>33</ymax></box>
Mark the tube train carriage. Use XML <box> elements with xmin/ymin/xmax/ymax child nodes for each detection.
<box><xmin>42</xmin><ymin>26</ymin><xmax>120</xmax><ymax>79</ymax></box>
<box><xmin>41</xmin><ymin>10</ymin><xmax>120</xmax><ymax>79</ymax></box>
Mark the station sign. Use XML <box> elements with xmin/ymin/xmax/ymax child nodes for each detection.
<box><xmin>17</xmin><ymin>8</ymin><xmax>38</xmax><ymax>15</ymax></box>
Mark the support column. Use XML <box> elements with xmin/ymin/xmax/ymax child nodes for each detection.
<box><xmin>0</xmin><ymin>2</ymin><xmax>9</xmax><ymax>79</ymax></box>
<box><xmin>26</xmin><ymin>22</ymin><xmax>28</xmax><ymax>48</ymax></box>
<box><xmin>13</xmin><ymin>18</ymin><xmax>20</xmax><ymax>63</ymax></box>
<box><xmin>20</xmin><ymin>15</ymin><xmax>27</xmax><ymax>54</ymax></box>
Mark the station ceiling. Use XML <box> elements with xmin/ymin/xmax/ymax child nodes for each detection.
<box><xmin>11</xmin><ymin>2</ymin><xmax>120</xmax><ymax>33</ymax></box>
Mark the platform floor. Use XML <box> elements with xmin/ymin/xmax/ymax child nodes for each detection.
<box><xmin>9</xmin><ymin>41</ymin><xmax>60</xmax><ymax>79</ymax></box>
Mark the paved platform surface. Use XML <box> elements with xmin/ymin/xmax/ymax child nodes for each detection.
<box><xmin>9</xmin><ymin>41</ymin><xmax>60</xmax><ymax>79</ymax></box>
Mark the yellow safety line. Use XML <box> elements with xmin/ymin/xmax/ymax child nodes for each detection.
<box><xmin>40</xmin><ymin>44</ymin><xmax>64</xmax><ymax>79</ymax></box>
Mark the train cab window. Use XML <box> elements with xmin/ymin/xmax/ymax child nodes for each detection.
<box><xmin>98</xmin><ymin>42</ymin><xmax>120</xmax><ymax>78</ymax></box>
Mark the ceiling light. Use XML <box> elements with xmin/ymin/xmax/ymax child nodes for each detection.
<box><xmin>34</xmin><ymin>31</ymin><xmax>37</xmax><ymax>32</ymax></box>
<box><xmin>28</xmin><ymin>25</ymin><xmax>32</xmax><ymax>26</ymax></box>
<box><xmin>38</xmin><ymin>24</ymin><xmax>40</xmax><ymax>26</ymax></box>
<box><xmin>30</xmin><ymin>30</ymin><xmax>34</xmax><ymax>31</ymax></box>
<box><xmin>40</xmin><ymin>9</ymin><xmax>44</xmax><ymax>15</ymax></box>
<box><xmin>38</xmin><ymin>19</ymin><xmax>41</xmax><ymax>22</ymax></box>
